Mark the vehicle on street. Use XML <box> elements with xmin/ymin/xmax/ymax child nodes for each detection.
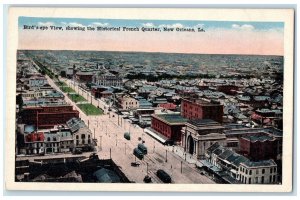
<box><xmin>124</xmin><ymin>132</ymin><xmax>131</xmax><ymax>140</ymax></box>
<box><xmin>131</xmin><ymin>162</ymin><xmax>140</xmax><ymax>167</ymax></box>
<box><xmin>138</xmin><ymin>143</ymin><xmax>148</xmax><ymax>155</ymax></box>
<box><xmin>156</xmin><ymin>169</ymin><xmax>172</xmax><ymax>183</ymax></box>
<box><xmin>133</xmin><ymin>148</ymin><xmax>144</xmax><ymax>160</ymax></box>
<box><xmin>143</xmin><ymin>175</ymin><xmax>152</xmax><ymax>183</ymax></box>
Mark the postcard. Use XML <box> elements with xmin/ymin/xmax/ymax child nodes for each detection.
<box><xmin>5</xmin><ymin>7</ymin><xmax>294</xmax><ymax>192</ymax></box>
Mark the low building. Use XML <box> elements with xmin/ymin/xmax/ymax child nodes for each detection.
<box><xmin>151</xmin><ymin>114</ymin><xmax>188</xmax><ymax>143</ymax></box>
<box><xmin>75</xmin><ymin>71</ymin><xmax>94</xmax><ymax>83</ymax></box>
<box><xmin>24</xmin><ymin>132</ymin><xmax>45</xmax><ymax>155</ymax></box>
<box><xmin>239</xmin><ymin>160</ymin><xmax>278</xmax><ymax>184</ymax></box>
<box><xmin>66</xmin><ymin>118</ymin><xmax>93</xmax><ymax>151</ymax></box>
<box><xmin>118</xmin><ymin>95</ymin><xmax>139</xmax><ymax>111</ymax></box>
<box><xmin>181</xmin><ymin>119</ymin><xmax>227</xmax><ymax>159</ymax></box>
<box><xmin>223</xmin><ymin>127</ymin><xmax>282</xmax><ymax>160</ymax></box>
<box><xmin>203</xmin><ymin>143</ymin><xmax>278</xmax><ymax>184</ymax></box>
<box><xmin>92</xmin><ymin>73</ymin><xmax>122</xmax><ymax>87</ymax></box>
<box><xmin>239</xmin><ymin>134</ymin><xmax>278</xmax><ymax>161</ymax></box>
<box><xmin>28</xmin><ymin>75</ymin><xmax>48</xmax><ymax>88</ymax></box>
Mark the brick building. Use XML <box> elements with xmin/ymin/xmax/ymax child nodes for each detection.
<box><xmin>181</xmin><ymin>98</ymin><xmax>223</xmax><ymax>123</ymax></box>
<box><xmin>21</xmin><ymin>105</ymin><xmax>79</xmax><ymax>129</ymax></box>
<box><xmin>239</xmin><ymin>134</ymin><xmax>278</xmax><ymax>161</ymax></box>
<box><xmin>151</xmin><ymin>114</ymin><xmax>188</xmax><ymax>143</ymax></box>
<box><xmin>75</xmin><ymin>71</ymin><xmax>94</xmax><ymax>83</ymax></box>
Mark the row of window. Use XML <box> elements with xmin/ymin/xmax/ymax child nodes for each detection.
<box><xmin>240</xmin><ymin>167</ymin><xmax>277</xmax><ymax>175</ymax></box>
<box><xmin>240</xmin><ymin>174</ymin><xmax>276</xmax><ymax>184</ymax></box>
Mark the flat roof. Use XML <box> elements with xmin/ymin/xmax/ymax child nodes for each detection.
<box><xmin>153</xmin><ymin>114</ymin><xmax>188</xmax><ymax>125</ymax></box>
<box><xmin>241</xmin><ymin>159</ymin><xmax>277</xmax><ymax>168</ymax></box>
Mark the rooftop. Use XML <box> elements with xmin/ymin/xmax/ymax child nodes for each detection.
<box><xmin>242</xmin><ymin>135</ymin><xmax>274</xmax><ymax>142</ymax></box>
<box><xmin>153</xmin><ymin>114</ymin><xmax>188</xmax><ymax>125</ymax></box>
<box><xmin>241</xmin><ymin>159</ymin><xmax>277</xmax><ymax>168</ymax></box>
<box><xmin>187</xmin><ymin>119</ymin><xmax>221</xmax><ymax>127</ymax></box>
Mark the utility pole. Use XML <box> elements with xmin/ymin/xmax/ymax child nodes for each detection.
<box><xmin>99</xmin><ymin>136</ymin><xmax>102</xmax><ymax>151</ymax></box>
<box><xmin>147</xmin><ymin>163</ymin><xmax>148</xmax><ymax>175</ymax></box>
<box><xmin>116</xmin><ymin>133</ymin><xmax>117</xmax><ymax>146</ymax></box>
<box><xmin>125</xmin><ymin>143</ymin><xmax>126</xmax><ymax>154</ymax></box>
<box><xmin>181</xmin><ymin>161</ymin><xmax>183</xmax><ymax>174</ymax></box>
<box><xmin>165</xmin><ymin>149</ymin><xmax>168</xmax><ymax>162</ymax></box>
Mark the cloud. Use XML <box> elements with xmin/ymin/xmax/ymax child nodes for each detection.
<box><xmin>159</xmin><ymin>23</ymin><xmax>184</xmax><ymax>28</ymax></box>
<box><xmin>232</xmin><ymin>24</ymin><xmax>255</xmax><ymax>31</ymax></box>
<box><xmin>67</xmin><ymin>22</ymin><xmax>85</xmax><ymax>27</ymax></box>
<box><xmin>91</xmin><ymin>22</ymin><xmax>110</xmax><ymax>26</ymax></box>
<box><xmin>194</xmin><ymin>24</ymin><xmax>205</xmax><ymax>28</ymax></box>
<box><xmin>142</xmin><ymin>23</ymin><xmax>155</xmax><ymax>27</ymax></box>
<box><xmin>38</xmin><ymin>22</ymin><xmax>55</xmax><ymax>26</ymax></box>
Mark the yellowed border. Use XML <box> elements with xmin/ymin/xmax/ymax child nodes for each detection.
<box><xmin>6</xmin><ymin>7</ymin><xmax>294</xmax><ymax>192</ymax></box>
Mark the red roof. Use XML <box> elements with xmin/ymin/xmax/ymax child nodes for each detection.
<box><xmin>158</xmin><ymin>103</ymin><xmax>177</xmax><ymax>110</ymax></box>
<box><xmin>25</xmin><ymin>132</ymin><xmax>45</xmax><ymax>143</ymax></box>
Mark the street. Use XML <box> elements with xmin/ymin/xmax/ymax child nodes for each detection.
<box><xmin>40</xmin><ymin>76</ymin><xmax>215</xmax><ymax>184</ymax></box>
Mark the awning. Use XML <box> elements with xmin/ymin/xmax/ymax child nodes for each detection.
<box><xmin>199</xmin><ymin>160</ymin><xmax>222</xmax><ymax>172</ymax></box>
<box><xmin>144</xmin><ymin>127</ymin><xmax>168</xmax><ymax>144</ymax></box>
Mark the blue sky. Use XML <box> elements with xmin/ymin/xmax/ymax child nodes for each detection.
<box><xmin>19</xmin><ymin>16</ymin><xmax>284</xmax><ymax>30</ymax></box>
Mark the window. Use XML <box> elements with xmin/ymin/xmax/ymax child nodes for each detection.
<box><xmin>245</xmin><ymin>169</ymin><xmax>248</xmax><ymax>175</ymax></box>
<box><xmin>269</xmin><ymin>175</ymin><xmax>272</xmax><ymax>183</ymax></box>
<box><xmin>256</xmin><ymin>169</ymin><xmax>259</xmax><ymax>174</ymax></box>
<box><xmin>47</xmin><ymin>137</ymin><xmax>50</xmax><ymax>142</ymax></box>
<box><xmin>273</xmin><ymin>175</ymin><xmax>276</xmax><ymax>183</ymax></box>
<box><xmin>274</xmin><ymin>167</ymin><xmax>276</xmax><ymax>173</ymax></box>
<box><xmin>249</xmin><ymin>178</ymin><xmax>251</xmax><ymax>184</ymax></box>
<box><xmin>262</xmin><ymin>169</ymin><xmax>265</xmax><ymax>174</ymax></box>
<box><xmin>270</xmin><ymin>168</ymin><xmax>273</xmax><ymax>173</ymax></box>
<box><xmin>249</xmin><ymin>170</ymin><xmax>252</xmax><ymax>175</ymax></box>
<box><xmin>261</xmin><ymin>176</ymin><xmax>264</xmax><ymax>184</ymax></box>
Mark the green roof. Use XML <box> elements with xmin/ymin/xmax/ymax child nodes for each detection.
<box><xmin>154</xmin><ymin>114</ymin><xmax>188</xmax><ymax>125</ymax></box>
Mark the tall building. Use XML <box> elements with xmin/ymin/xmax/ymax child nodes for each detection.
<box><xmin>181</xmin><ymin>98</ymin><xmax>223</xmax><ymax>123</ymax></box>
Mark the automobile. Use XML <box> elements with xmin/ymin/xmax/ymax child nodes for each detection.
<box><xmin>131</xmin><ymin>162</ymin><xmax>140</xmax><ymax>167</ymax></box>
<box><xmin>143</xmin><ymin>175</ymin><xmax>152</xmax><ymax>183</ymax></box>
<box><xmin>156</xmin><ymin>169</ymin><xmax>172</xmax><ymax>183</ymax></box>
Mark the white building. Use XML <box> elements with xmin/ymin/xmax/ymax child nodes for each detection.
<box><xmin>238</xmin><ymin>160</ymin><xmax>277</xmax><ymax>184</ymax></box>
